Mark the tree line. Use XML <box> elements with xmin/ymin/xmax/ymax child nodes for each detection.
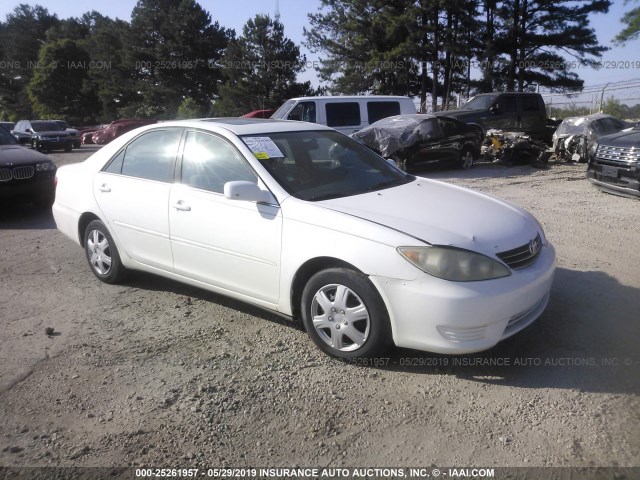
<box><xmin>1</xmin><ymin>0</ymin><xmax>634</xmax><ymax>124</ymax></box>
<box><xmin>0</xmin><ymin>0</ymin><xmax>316</xmax><ymax>124</ymax></box>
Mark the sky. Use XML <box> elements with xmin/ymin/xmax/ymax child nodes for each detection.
<box><xmin>0</xmin><ymin>0</ymin><xmax>638</xmax><ymax>92</ymax></box>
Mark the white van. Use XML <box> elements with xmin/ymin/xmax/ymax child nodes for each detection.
<box><xmin>271</xmin><ymin>96</ymin><xmax>417</xmax><ymax>135</ymax></box>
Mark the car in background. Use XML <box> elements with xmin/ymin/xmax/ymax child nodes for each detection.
<box><xmin>241</xmin><ymin>109</ymin><xmax>276</xmax><ymax>119</ymax></box>
<box><xmin>587</xmin><ymin>126</ymin><xmax>640</xmax><ymax>199</ymax></box>
<box><xmin>12</xmin><ymin>120</ymin><xmax>72</xmax><ymax>152</ymax></box>
<box><xmin>52</xmin><ymin>120</ymin><xmax>82</xmax><ymax>149</ymax></box>
<box><xmin>53</xmin><ymin>118</ymin><xmax>555</xmax><ymax>359</ymax></box>
<box><xmin>0</xmin><ymin>124</ymin><xmax>57</xmax><ymax>206</ymax></box>
<box><xmin>439</xmin><ymin>92</ymin><xmax>548</xmax><ymax>142</ymax></box>
<box><xmin>91</xmin><ymin>119</ymin><xmax>157</xmax><ymax>145</ymax></box>
<box><xmin>553</xmin><ymin>113</ymin><xmax>630</xmax><ymax>163</ymax></box>
<box><xmin>272</xmin><ymin>96</ymin><xmax>417</xmax><ymax>135</ymax></box>
<box><xmin>0</xmin><ymin>121</ymin><xmax>15</xmax><ymax>132</ymax></box>
<box><xmin>351</xmin><ymin>114</ymin><xmax>483</xmax><ymax>171</ymax></box>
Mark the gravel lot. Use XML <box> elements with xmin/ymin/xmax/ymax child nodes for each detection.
<box><xmin>1</xmin><ymin>148</ymin><xmax>638</xmax><ymax>472</ymax></box>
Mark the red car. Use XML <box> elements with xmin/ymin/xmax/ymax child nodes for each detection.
<box><xmin>91</xmin><ymin>119</ymin><xmax>157</xmax><ymax>145</ymax></box>
<box><xmin>241</xmin><ymin>109</ymin><xmax>276</xmax><ymax>119</ymax></box>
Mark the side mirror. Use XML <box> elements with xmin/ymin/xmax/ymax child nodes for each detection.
<box><xmin>489</xmin><ymin>104</ymin><xmax>501</xmax><ymax>115</ymax></box>
<box><xmin>224</xmin><ymin>181</ymin><xmax>276</xmax><ymax>204</ymax></box>
<box><xmin>26</xmin><ymin>128</ymin><xmax>33</xmax><ymax>133</ymax></box>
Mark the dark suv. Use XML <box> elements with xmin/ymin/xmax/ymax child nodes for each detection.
<box><xmin>12</xmin><ymin>120</ymin><xmax>73</xmax><ymax>152</ymax></box>
<box><xmin>437</xmin><ymin>92</ymin><xmax>548</xmax><ymax>142</ymax></box>
<box><xmin>587</xmin><ymin>127</ymin><xmax>640</xmax><ymax>198</ymax></box>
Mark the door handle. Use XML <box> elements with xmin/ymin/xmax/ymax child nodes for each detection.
<box><xmin>172</xmin><ymin>201</ymin><xmax>191</xmax><ymax>211</ymax></box>
<box><xmin>98</xmin><ymin>184</ymin><xmax>111</xmax><ymax>193</ymax></box>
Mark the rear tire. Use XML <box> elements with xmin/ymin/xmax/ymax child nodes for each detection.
<box><xmin>84</xmin><ymin>220</ymin><xmax>125</xmax><ymax>284</ymax></box>
<box><xmin>301</xmin><ymin>268</ymin><xmax>391</xmax><ymax>359</ymax></box>
<box><xmin>459</xmin><ymin>147</ymin><xmax>475</xmax><ymax>170</ymax></box>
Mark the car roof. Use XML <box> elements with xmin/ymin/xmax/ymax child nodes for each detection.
<box><xmin>151</xmin><ymin>118</ymin><xmax>335</xmax><ymax>135</ymax></box>
<box><xmin>285</xmin><ymin>95</ymin><xmax>411</xmax><ymax>102</ymax></box>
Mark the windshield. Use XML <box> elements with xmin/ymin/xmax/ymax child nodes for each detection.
<box><xmin>241</xmin><ymin>130</ymin><xmax>413</xmax><ymax>201</ymax></box>
<box><xmin>55</xmin><ymin>120</ymin><xmax>70</xmax><ymax>129</ymax></box>
<box><xmin>461</xmin><ymin>95</ymin><xmax>498</xmax><ymax>111</ymax></box>
<box><xmin>31</xmin><ymin>121</ymin><xmax>63</xmax><ymax>132</ymax></box>
<box><xmin>0</xmin><ymin>126</ymin><xmax>18</xmax><ymax>145</ymax></box>
<box><xmin>271</xmin><ymin>100</ymin><xmax>296</xmax><ymax>119</ymax></box>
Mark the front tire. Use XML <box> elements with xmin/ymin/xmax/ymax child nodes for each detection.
<box><xmin>301</xmin><ymin>268</ymin><xmax>391</xmax><ymax>359</ymax></box>
<box><xmin>84</xmin><ymin>220</ymin><xmax>125</xmax><ymax>284</ymax></box>
<box><xmin>31</xmin><ymin>139</ymin><xmax>40</xmax><ymax>151</ymax></box>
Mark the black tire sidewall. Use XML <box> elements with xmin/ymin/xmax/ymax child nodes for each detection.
<box><xmin>301</xmin><ymin>268</ymin><xmax>391</xmax><ymax>359</ymax></box>
<box><xmin>84</xmin><ymin>220</ymin><xmax>124</xmax><ymax>284</ymax></box>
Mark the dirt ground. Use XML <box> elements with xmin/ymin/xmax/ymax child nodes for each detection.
<box><xmin>1</xmin><ymin>148</ymin><xmax>638</xmax><ymax>474</ymax></box>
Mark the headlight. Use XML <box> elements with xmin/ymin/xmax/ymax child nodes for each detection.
<box><xmin>35</xmin><ymin>162</ymin><xmax>55</xmax><ymax>172</ymax></box>
<box><xmin>398</xmin><ymin>246</ymin><xmax>511</xmax><ymax>282</ymax></box>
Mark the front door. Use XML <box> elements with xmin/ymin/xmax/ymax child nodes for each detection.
<box><xmin>169</xmin><ymin>130</ymin><xmax>282</xmax><ymax>304</ymax></box>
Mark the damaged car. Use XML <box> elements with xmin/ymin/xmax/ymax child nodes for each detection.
<box><xmin>553</xmin><ymin>114</ymin><xmax>630</xmax><ymax>163</ymax></box>
<box><xmin>481</xmin><ymin>129</ymin><xmax>551</xmax><ymax>167</ymax></box>
<box><xmin>350</xmin><ymin>114</ymin><xmax>482</xmax><ymax>171</ymax></box>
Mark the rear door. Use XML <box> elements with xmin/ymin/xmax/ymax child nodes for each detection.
<box><xmin>93</xmin><ymin>128</ymin><xmax>183</xmax><ymax>271</ymax></box>
<box><xmin>519</xmin><ymin>95</ymin><xmax>546</xmax><ymax>137</ymax></box>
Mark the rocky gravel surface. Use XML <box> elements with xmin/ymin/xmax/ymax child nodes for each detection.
<box><xmin>1</xmin><ymin>149</ymin><xmax>638</xmax><ymax>472</ymax></box>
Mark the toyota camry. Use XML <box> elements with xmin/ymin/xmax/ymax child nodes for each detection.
<box><xmin>53</xmin><ymin>119</ymin><xmax>555</xmax><ymax>359</ymax></box>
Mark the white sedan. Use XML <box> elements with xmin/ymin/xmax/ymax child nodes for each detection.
<box><xmin>53</xmin><ymin>119</ymin><xmax>555</xmax><ymax>359</ymax></box>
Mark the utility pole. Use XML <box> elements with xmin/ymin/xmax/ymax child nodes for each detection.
<box><xmin>275</xmin><ymin>0</ymin><xmax>280</xmax><ymax>22</ymax></box>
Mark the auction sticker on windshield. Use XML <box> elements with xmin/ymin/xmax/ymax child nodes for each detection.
<box><xmin>244</xmin><ymin>136</ymin><xmax>284</xmax><ymax>160</ymax></box>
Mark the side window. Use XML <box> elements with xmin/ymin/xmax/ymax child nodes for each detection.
<box><xmin>497</xmin><ymin>96</ymin><xmax>518</xmax><ymax>113</ymax></box>
<box><xmin>287</xmin><ymin>101</ymin><xmax>316</xmax><ymax>123</ymax></box>
<box><xmin>326</xmin><ymin>102</ymin><xmax>361</xmax><ymax>127</ymax></box>
<box><xmin>120</xmin><ymin>129</ymin><xmax>182</xmax><ymax>182</ymax></box>
<box><xmin>181</xmin><ymin>131</ymin><xmax>256</xmax><ymax>194</ymax></box>
<box><xmin>438</xmin><ymin>118</ymin><xmax>459</xmax><ymax>137</ymax></box>
<box><xmin>521</xmin><ymin>96</ymin><xmax>540</xmax><ymax>112</ymax></box>
<box><xmin>104</xmin><ymin>150</ymin><xmax>125</xmax><ymax>174</ymax></box>
<box><xmin>367</xmin><ymin>101</ymin><xmax>401</xmax><ymax>124</ymax></box>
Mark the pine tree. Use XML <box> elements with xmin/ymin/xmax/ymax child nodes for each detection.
<box><xmin>216</xmin><ymin>14</ymin><xmax>313</xmax><ymax>116</ymax></box>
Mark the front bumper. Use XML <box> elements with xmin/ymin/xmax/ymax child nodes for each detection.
<box><xmin>370</xmin><ymin>242</ymin><xmax>556</xmax><ymax>354</ymax></box>
<box><xmin>0</xmin><ymin>175</ymin><xmax>55</xmax><ymax>201</ymax></box>
<box><xmin>34</xmin><ymin>138</ymin><xmax>72</xmax><ymax>151</ymax></box>
<box><xmin>587</xmin><ymin>169</ymin><xmax>640</xmax><ymax>199</ymax></box>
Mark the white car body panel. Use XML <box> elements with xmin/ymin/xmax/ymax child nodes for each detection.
<box><xmin>168</xmin><ymin>183</ymin><xmax>282</xmax><ymax>303</ymax></box>
<box><xmin>53</xmin><ymin>119</ymin><xmax>556</xmax><ymax>355</ymax></box>
<box><xmin>93</xmin><ymin>172</ymin><xmax>173</xmax><ymax>271</ymax></box>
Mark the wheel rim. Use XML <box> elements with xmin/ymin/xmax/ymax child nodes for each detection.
<box><xmin>87</xmin><ymin>229</ymin><xmax>112</xmax><ymax>275</ymax></box>
<box><xmin>461</xmin><ymin>150</ymin><xmax>474</xmax><ymax>169</ymax></box>
<box><xmin>310</xmin><ymin>284</ymin><xmax>370</xmax><ymax>352</ymax></box>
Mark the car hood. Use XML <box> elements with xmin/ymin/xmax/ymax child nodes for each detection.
<box><xmin>598</xmin><ymin>129</ymin><xmax>640</xmax><ymax>147</ymax></box>
<box><xmin>318</xmin><ymin>178</ymin><xmax>540</xmax><ymax>257</ymax></box>
<box><xmin>0</xmin><ymin>145</ymin><xmax>50</xmax><ymax>165</ymax></box>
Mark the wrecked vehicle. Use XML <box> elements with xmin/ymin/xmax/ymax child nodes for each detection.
<box><xmin>350</xmin><ymin>114</ymin><xmax>482</xmax><ymax>171</ymax></box>
<box><xmin>91</xmin><ymin>119</ymin><xmax>157</xmax><ymax>145</ymax></box>
<box><xmin>481</xmin><ymin>130</ymin><xmax>551</xmax><ymax>167</ymax></box>
<box><xmin>553</xmin><ymin>114</ymin><xmax>630</xmax><ymax>163</ymax></box>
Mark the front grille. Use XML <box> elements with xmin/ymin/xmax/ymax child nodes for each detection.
<box><xmin>0</xmin><ymin>168</ymin><xmax>11</xmax><ymax>182</ymax></box>
<box><xmin>12</xmin><ymin>166</ymin><xmax>35</xmax><ymax>180</ymax></box>
<box><xmin>595</xmin><ymin>145</ymin><xmax>640</xmax><ymax>165</ymax></box>
<box><xmin>496</xmin><ymin>233</ymin><xmax>541</xmax><ymax>269</ymax></box>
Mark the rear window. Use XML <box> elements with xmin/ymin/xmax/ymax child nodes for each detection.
<box><xmin>326</xmin><ymin>102</ymin><xmax>361</xmax><ymax>127</ymax></box>
<box><xmin>367</xmin><ymin>101</ymin><xmax>401</xmax><ymax>123</ymax></box>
